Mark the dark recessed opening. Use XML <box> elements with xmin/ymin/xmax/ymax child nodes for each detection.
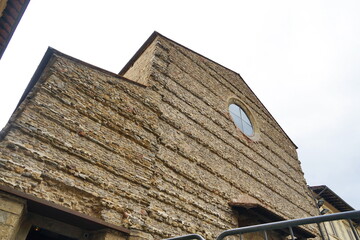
<box><xmin>25</xmin><ymin>226</ymin><xmax>77</xmax><ymax>240</ymax></box>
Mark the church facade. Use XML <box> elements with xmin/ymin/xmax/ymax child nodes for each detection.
<box><xmin>0</xmin><ymin>32</ymin><xmax>319</xmax><ymax>240</ymax></box>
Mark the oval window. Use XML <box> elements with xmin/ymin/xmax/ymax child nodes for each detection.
<box><xmin>229</xmin><ymin>103</ymin><xmax>254</xmax><ymax>136</ymax></box>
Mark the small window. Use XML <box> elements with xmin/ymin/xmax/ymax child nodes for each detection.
<box><xmin>229</xmin><ymin>103</ymin><xmax>254</xmax><ymax>136</ymax></box>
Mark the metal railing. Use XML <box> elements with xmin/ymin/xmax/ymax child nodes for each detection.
<box><xmin>163</xmin><ymin>210</ymin><xmax>360</xmax><ymax>240</ymax></box>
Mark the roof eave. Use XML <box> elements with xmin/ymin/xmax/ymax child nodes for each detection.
<box><xmin>0</xmin><ymin>0</ymin><xmax>31</xmax><ymax>59</ymax></box>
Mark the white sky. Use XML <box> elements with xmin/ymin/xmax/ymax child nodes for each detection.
<box><xmin>0</xmin><ymin>0</ymin><xmax>359</xmax><ymax>210</ymax></box>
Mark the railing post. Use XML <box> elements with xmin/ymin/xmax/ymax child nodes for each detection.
<box><xmin>317</xmin><ymin>222</ymin><xmax>328</xmax><ymax>240</ymax></box>
<box><xmin>263</xmin><ymin>230</ymin><xmax>268</xmax><ymax>240</ymax></box>
<box><xmin>215</xmin><ymin>210</ymin><xmax>360</xmax><ymax>240</ymax></box>
<box><xmin>288</xmin><ymin>226</ymin><xmax>295</xmax><ymax>240</ymax></box>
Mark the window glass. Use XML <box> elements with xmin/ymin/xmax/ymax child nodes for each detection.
<box><xmin>232</xmin><ymin>115</ymin><xmax>243</xmax><ymax>130</ymax></box>
<box><xmin>229</xmin><ymin>103</ymin><xmax>254</xmax><ymax>136</ymax></box>
<box><xmin>243</xmin><ymin>122</ymin><xmax>253</xmax><ymax>136</ymax></box>
<box><xmin>241</xmin><ymin>109</ymin><xmax>252</xmax><ymax>125</ymax></box>
<box><xmin>229</xmin><ymin>104</ymin><xmax>239</xmax><ymax>115</ymax></box>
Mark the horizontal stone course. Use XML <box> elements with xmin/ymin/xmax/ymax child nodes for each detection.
<box><xmin>167</xmin><ymin>40</ymin><xmax>298</xmax><ymax>159</ymax></box>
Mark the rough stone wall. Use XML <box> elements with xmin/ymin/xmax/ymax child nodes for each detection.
<box><xmin>0</xmin><ymin>192</ymin><xmax>26</xmax><ymax>240</ymax></box>
<box><xmin>124</xmin><ymin>36</ymin><xmax>319</xmax><ymax>236</ymax></box>
<box><xmin>0</xmin><ymin>35</ymin><xmax>319</xmax><ymax>239</ymax></box>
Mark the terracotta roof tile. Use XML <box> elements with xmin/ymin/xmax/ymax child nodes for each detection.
<box><xmin>11</xmin><ymin>0</ymin><xmax>23</xmax><ymax>12</ymax></box>
<box><xmin>0</xmin><ymin>0</ymin><xmax>30</xmax><ymax>59</ymax></box>
<box><xmin>4</xmin><ymin>12</ymin><xmax>16</xmax><ymax>25</ymax></box>
<box><xmin>2</xmin><ymin>21</ymin><xmax>11</xmax><ymax>32</ymax></box>
<box><xmin>0</xmin><ymin>28</ymin><xmax>9</xmax><ymax>38</ymax></box>
<box><xmin>8</xmin><ymin>5</ymin><xmax>20</xmax><ymax>18</ymax></box>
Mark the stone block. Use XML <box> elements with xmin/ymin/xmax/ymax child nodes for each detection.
<box><xmin>0</xmin><ymin>194</ymin><xmax>25</xmax><ymax>215</ymax></box>
<box><xmin>0</xmin><ymin>224</ymin><xmax>13</xmax><ymax>240</ymax></box>
<box><xmin>0</xmin><ymin>209</ymin><xmax>20</xmax><ymax>226</ymax></box>
<box><xmin>128</xmin><ymin>230</ymin><xmax>154</xmax><ymax>240</ymax></box>
<box><xmin>91</xmin><ymin>229</ymin><xmax>127</xmax><ymax>240</ymax></box>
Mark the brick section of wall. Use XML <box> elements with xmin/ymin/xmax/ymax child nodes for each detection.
<box><xmin>0</xmin><ymin>35</ymin><xmax>319</xmax><ymax>239</ymax></box>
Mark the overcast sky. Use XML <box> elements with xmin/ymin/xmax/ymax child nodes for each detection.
<box><xmin>0</xmin><ymin>0</ymin><xmax>359</xmax><ymax>210</ymax></box>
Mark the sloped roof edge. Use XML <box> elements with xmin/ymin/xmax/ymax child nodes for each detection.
<box><xmin>119</xmin><ymin>31</ymin><xmax>159</xmax><ymax>76</ymax></box>
<box><xmin>119</xmin><ymin>31</ymin><xmax>298</xmax><ymax>149</ymax></box>
<box><xmin>7</xmin><ymin>33</ymin><xmax>298</xmax><ymax>149</ymax></box>
<box><xmin>310</xmin><ymin>185</ymin><xmax>355</xmax><ymax>212</ymax></box>
<box><xmin>119</xmin><ymin>31</ymin><xmax>251</xmax><ymax>80</ymax></box>
<box><xmin>15</xmin><ymin>47</ymin><xmax>146</xmax><ymax>111</ymax></box>
<box><xmin>0</xmin><ymin>46</ymin><xmax>146</xmax><ymax>140</ymax></box>
<box><xmin>310</xmin><ymin>185</ymin><xmax>359</xmax><ymax>225</ymax></box>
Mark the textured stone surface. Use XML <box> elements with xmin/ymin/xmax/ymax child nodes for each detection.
<box><xmin>0</xmin><ymin>34</ymin><xmax>319</xmax><ymax>239</ymax></box>
<box><xmin>0</xmin><ymin>193</ymin><xmax>25</xmax><ymax>240</ymax></box>
<box><xmin>0</xmin><ymin>195</ymin><xmax>24</xmax><ymax>215</ymax></box>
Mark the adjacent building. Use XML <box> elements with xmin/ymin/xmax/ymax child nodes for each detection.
<box><xmin>0</xmin><ymin>32</ymin><xmax>320</xmax><ymax>240</ymax></box>
<box><xmin>311</xmin><ymin>185</ymin><xmax>360</xmax><ymax>240</ymax></box>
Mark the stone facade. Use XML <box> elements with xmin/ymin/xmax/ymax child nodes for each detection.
<box><xmin>0</xmin><ymin>33</ymin><xmax>319</xmax><ymax>239</ymax></box>
<box><xmin>0</xmin><ymin>192</ymin><xmax>26</xmax><ymax>240</ymax></box>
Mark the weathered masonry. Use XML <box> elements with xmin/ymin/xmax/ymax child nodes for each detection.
<box><xmin>0</xmin><ymin>32</ymin><xmax>320</xmax><ymax>240</ymax></box>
